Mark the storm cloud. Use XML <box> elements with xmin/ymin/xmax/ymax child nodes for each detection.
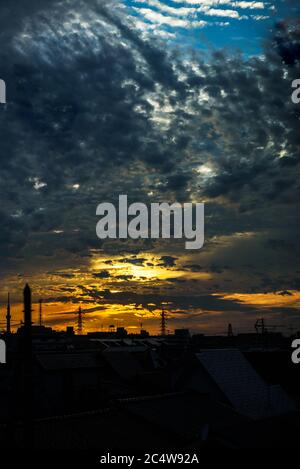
<box><xmin>0</xmin><ymin>0</ymin><xmax>299</xmax><ymax>331</ymax></box>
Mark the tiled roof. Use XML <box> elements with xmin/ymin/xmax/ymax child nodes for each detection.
<box><xmin>103</xmin><ymin>350</ymin><xmax>143</xmax><ymax>379</ymax></box>
<box><xmin>196</xmin><ymin>349</ymin><xmax>295</xmax><ymax>419</ymax></box>
<box><xmin>37</xmin><ymin>352</ymin><xmax>100</xmax><ymax>370</ymax></box>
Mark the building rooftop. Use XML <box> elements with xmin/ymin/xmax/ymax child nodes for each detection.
<box><xmin>196</xmin><ymin>349</ymin><xmax>295</xmax><ymax>419</ymax></box>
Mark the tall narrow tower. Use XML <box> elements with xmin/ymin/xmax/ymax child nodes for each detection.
<box><xmin>23</xmin><ymin>283</ymin><xmax>32</xmax><ymax>330</ymax></box>
<box><xmin>227</xmin><ymin>323</ymin><xmax>233</xmax><ymax>337</ymax></box>
<box><xmin>6</xmin><ymin>293</ymin><xmax>11</xmax><ymax>334</ymax></box>
<box><xmin>160</xmin><ymin>309</ymin><xmax>167</xmax><ymax>336</ymax></box>
<box><xmin>77</xmin><ymin>306</ymin><xmax>83</xmax><ymax>335</ymax></box>
<box><xmin>38</xmin><ymin>299</ymin><xmax>43</xmax><ymax>327</ymax></box>
<box><xmin>22</xmin><ymin>283</ymin><xmax>33</xmax><ymax>448</ymax></box>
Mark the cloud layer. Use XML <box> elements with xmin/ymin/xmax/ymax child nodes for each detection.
<box><xmin>128</xmin><ymin>0</ymin><xmax>274</xmax><ymax>36</ymax></box>
<box><xmin>0</xmin><ymin>0</ymin><xmax>299</xmax><ymax>331</ymax></box>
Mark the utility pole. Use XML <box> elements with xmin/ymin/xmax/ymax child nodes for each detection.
<box><xmin>77</xmin><ymin>306</ymin><xmax>83</xmax><ymax>335</ymax></box>
<box><xmin>38</xmin><ymin>299</ymin><xmax>43</xmax><ymax>327</ymax></box>
<box><xmin>160</xmin><ymin>310</ymin><xmax>167</xmax><ymax>336</ymax></box>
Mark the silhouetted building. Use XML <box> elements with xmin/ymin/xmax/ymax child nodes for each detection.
<box><xmin>175</xmin><ymin>329</ymin><xmax>191</xmax><ymax>339</ymax></box>
<box><xmin>116</xmin><ymin>327</ymin><xmax>128</xmax><ymax>338</ymax></box>
<box><xmin>66</xmin><ymin>326</ymin><xmax>75</xmax><ymax>336</ymax></box>
<box><xmin>0</xmin><ymin>284</ymin><xmax>299</xmax><ymax>450</ymax></box>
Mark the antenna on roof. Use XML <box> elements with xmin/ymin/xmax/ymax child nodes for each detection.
<box><xmin>160</xmin><ymin>309</ymin><xmax>167</xmax><ymax>336</ymax></box>
<box><xmin>77</xmin><ymin>306</ymin><xmax>83</xmax><ymax>335</ymax></box>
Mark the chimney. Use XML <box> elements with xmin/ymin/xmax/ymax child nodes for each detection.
<box><xmin>23</xmin><ymin>283</ymin><xmax>32</xmax><ymax>329</ymax></box>
<box><xmin>21</xmin><ymin>284</ymin><xmax>33</xmax><ymax>448</ymax></box>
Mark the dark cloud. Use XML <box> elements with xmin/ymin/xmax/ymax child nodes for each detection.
<box><xmin>183</xmin><ymin>264</ymin><xmax>203</xmax><ymax>272</ymax></box>
<box><xmin>117</xmin><ymin>257</ymin><xmax>147</xmax><ymax>266</ymax></box>
<box><xmin>158</xmin><ymin>256</ymin><xmax>177</xmax><ymax>268</ymax></box>
<box><xmin>274</xmin><ymin>19</ymin><xmax>300</xmax><ymax>66</ymax></box>
<box><xmin>115</xmin><ymin>274</ymin><xmax>134</xmax><ymax>280</ymax></box>
<box><xmin>92</xmin><ymin>270</ymin><xmax>111</xmax><ymax>279</ymax></box>
<box><xmin>0</xmin><ymin>1</ymin><xmax>299</xmax><ymax>327</ymax></box>
<box><xmin>73</xmin><ymin>284</ymin><xmax>258</xmax><ymax>314</ymax></box>
<box><xmin>47</xmin><ymin>271</ymin><xmax>76</xmax><ymax>279</ymax></box>
<box><xmin>265</xmin><ymin>239</ymin><xmax>295</xmax><ymax>250</ymax></box>
<box><xmin>277</xmin><ymin>290</ymin><xmax>293</xmax><ymax>296</ymax></box>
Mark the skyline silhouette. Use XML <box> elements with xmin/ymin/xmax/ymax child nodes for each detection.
<box><xmin>0</xmin><ymin>0</ymin><xmax>300</xmax><ymax>452</ymax></box>
<box><xmin>1</xmin><ymin>280</ymin><xmax>300</xmax><ymax>337</ymax></box>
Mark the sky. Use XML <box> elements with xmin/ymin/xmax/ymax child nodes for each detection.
<box><xmin>125</xmin><ymin>0</ymin><xmax>285</xmax><ymax>54</ymax></box>
<box><xmin>0</xmin><ymin>0</ymin><xmax>299</xmax><ymax>335</ymax></box>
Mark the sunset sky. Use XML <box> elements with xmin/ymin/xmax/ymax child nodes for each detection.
<box><xmin>0</xmin><ymin>0</ymin><xmax>300</xmax><ymax>335</ymax></box>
